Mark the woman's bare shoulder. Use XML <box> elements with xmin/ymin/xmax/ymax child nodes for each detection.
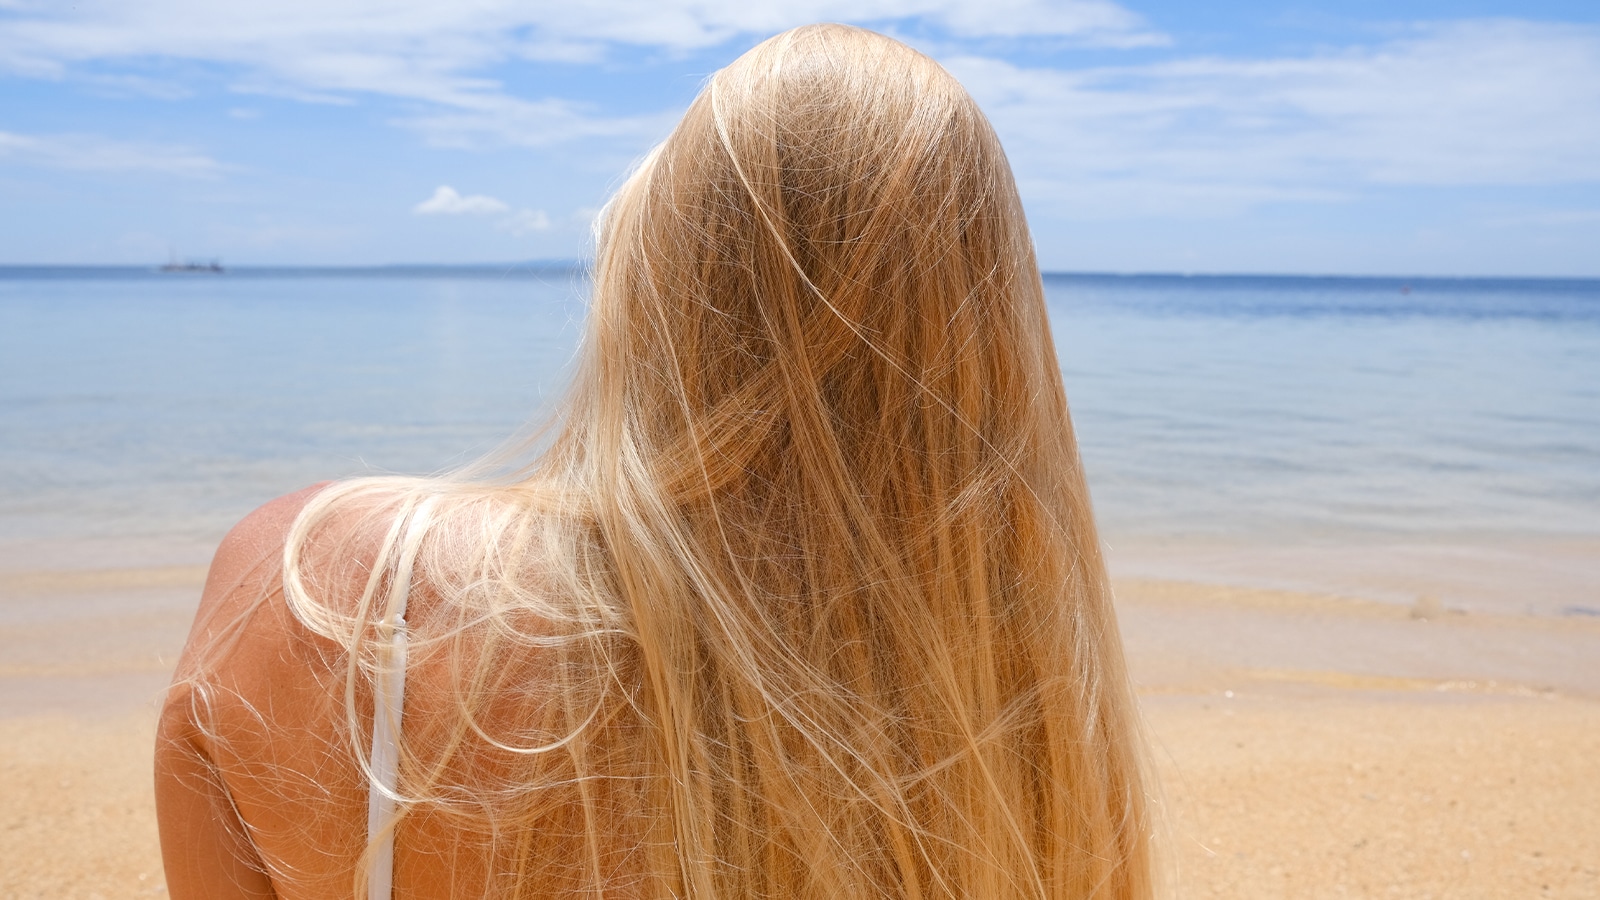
<box><xmin>199</xmin><ymin>483</ymin><xmax>332</xmax><ymax>615</ymax></box>
<box><xmin>164</xmin><ymin>483</ymin><xmax>340</xmax><ymax>709</ymax></box>
<box><xmin>193</xmin><ymin>479</ymin><xmax>422</xmax><ymax>638</ymax></box>
<box><xmin>160</xmin><ymin>480</ymin><xmax>397</xmax><ymax>788</ymax></box>
<box><xmin>158</xmin><ymin>482</ymin><xmax>374</xmax><ymax>898</ymax></box>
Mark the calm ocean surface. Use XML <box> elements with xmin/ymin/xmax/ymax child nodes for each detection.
<box><xmin>2</xmin><ymin>267</ymin><xmax>1596</xmax><ymax>613</ymax></box>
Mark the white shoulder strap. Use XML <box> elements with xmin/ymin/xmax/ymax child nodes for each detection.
<box><xmin>366</xmin><ymin>498</ymin><xmax>433</xmax><ymax>900</ymax></box>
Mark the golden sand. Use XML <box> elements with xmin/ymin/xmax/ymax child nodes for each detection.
<box><xmin>1</xmin><ymin>571</ymin><xmax>1596</xmax><ymax>898</ymax></box>
<box><xmin>1151</xmin><ymin>695</ymin><xmax>1600</xmax><ymax>898</ymax></box>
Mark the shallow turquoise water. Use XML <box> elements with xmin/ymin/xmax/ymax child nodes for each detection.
<box><xmin>2</xmin><ymin>267</ymin><xmax>1596</xmax><ymax>610</ymax></box>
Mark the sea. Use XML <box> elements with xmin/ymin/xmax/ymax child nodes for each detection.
<box><xmin>2</xmin><ymin>266</ymin><xmax>1596</xmax><ymax>616</ymax></box>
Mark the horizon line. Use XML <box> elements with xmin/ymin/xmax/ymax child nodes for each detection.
<box><xmin>3</xmin><ymin>262</ymin><xmax>1600</xmax><ymax>283</ymax></box>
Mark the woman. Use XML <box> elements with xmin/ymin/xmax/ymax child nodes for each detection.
<box><xmin>156</xmin><ymin>23</ymin><xmax>1155</xmax><ymax>899</ymax></box>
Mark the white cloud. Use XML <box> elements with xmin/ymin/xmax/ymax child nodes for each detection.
<box><xmin>0</xmin><ymin>2</ymin><xmax>1149</xmax><ymax>76</ymax></box>
<box><xmin>82</xmin><ymin>72</ymin><xmax>192</xmax><ymax>99</ymax></box>
<box><xmin>0</xmin><ymin>1</ymin><xmax>1157</xmax><ymax>148</ymax></box>
<box><xmin>496</xmin><ymin>0</ymin><xmax>1160</xmax><ymax>48</ymax></box>
<box><xmin>0</xmin><ymin>129</ymin><xmax>223</xmax><ymax>176</ymax></box>
<box><xmin>413</xmin><ymin>185</ymin><xmax>552</xmax><ymax>236</ymax></box>
<box><xmin>397</xmin><ymin>97</ymin><xmax>675</xmax><ymax>150</ymax></box>
<box><xmin>925</xmin><ymin>0</ymin><xmax>1163</xmax><ymax>45</ymax></box>
<box><xmin>947</xmin><ymin>21</ymin><xmax>1600</xmax><ymax>218</ymax></box>
<box><xmin>3</xmin><ymin>5</ymin><xmax>1597</xmax><ymax>231</ymax></box>
<box><xmin>413</xmin><ymin>185</ymin><xmax>509</xmax><ymax>216</ymax></box>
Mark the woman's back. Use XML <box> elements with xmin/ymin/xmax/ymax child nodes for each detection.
<box><xmin>157</xmin><ymin>23</ymin><xmax>1155</xmax><ymax>899</ymax></box>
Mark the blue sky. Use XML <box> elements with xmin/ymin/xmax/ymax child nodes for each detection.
<box><xmin>2</xmin><ymin>1</ymin><xmax>1597</xmax><ymax>275</ymax></box>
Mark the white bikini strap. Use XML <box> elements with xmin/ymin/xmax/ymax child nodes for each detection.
<box><xmin>366</xmin><ymin>497</ymin><xmax>433</xmax><ymax>900</ymax></box>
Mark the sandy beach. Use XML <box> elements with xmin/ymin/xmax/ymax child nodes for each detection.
<box><xmin>2</xmin><ymin>566</ymin><xmax>1597</xmax><ymax>898</ymax></box>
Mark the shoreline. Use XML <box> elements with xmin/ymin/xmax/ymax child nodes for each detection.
<box><xmin>1105</xmin><ymin>535</ymin><xmax>1600</xmax><ymax>619</ymax></box>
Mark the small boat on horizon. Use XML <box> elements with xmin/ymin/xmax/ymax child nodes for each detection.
<box><xmin>159</xmin><ymin>252</ymin><xmax>225</xmax><ymax>274</ymax></box>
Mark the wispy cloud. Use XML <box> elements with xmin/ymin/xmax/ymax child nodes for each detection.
<box><xmin>948</xmin><ymin>21</ymin><xmax>1600</xmax><ymax>218</ymax></box>
<box><xmin>500</xmin><ymin>209</ymin><xmax>552</xmax><ymax>235</ymax></box>
<box><xmin>397</xmin><ymin>97</ymin><xmax>674</xmax><ymax>150</ymax></box>
<box><xmin>81</xmin><ymin>72</ymin><xmax>193</xmax><ymax>100</ymax></box>
<box><xmin>496</xmin><ymin>0</ymin><xmax>1163</xmax><ymax>48</ymax></box>
<box><xmin>0</xmin><ymin>129</ymin><xmax>223</xmax><ymax>176</ymax></box>
<box><xmin>3</xmin><ymin>4</ymin><xmax>1597</xmax><ymax>234</ymax></box>
<box><xmin>0</xmin><ymin>1</ymin><xmax>1158</xmax><ymax>148</ymax></box>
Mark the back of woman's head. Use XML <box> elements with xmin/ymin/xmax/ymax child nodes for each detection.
<box><xmin>578</xmin><ymin>24</ymin><xmax>1057</xmax><ymax>502</ymax></box>
<box><xmin>284</xmin><ymin>23</ymin><xmax>1153</xmax><ymax>900</ymax></box>
<box><xmin>535</xmin><ymin>23</ymin><xmax>1155</xmax><ymax>899</ymax></box>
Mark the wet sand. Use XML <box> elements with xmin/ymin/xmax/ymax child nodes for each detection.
<box><xmin>1</xmin><ymin>569</ymin><xmax>1597</xmax><ymax>897</ymax></box>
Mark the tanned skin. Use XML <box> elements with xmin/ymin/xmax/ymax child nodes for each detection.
<box><xmin>156</xmin><ymin>485</ymin><xmax>328</xmax><ymax>898</ymax></box>
<box><xmin>156</xmin><ymin>481</ymin><xmax>565</xmax><ymax>899</ymax></box>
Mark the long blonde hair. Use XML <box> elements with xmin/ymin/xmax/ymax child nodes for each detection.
<box><xmin>286</xmin><ymin>23</ymin><xmax>1153</xmax><ymax>899</ymax></box>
